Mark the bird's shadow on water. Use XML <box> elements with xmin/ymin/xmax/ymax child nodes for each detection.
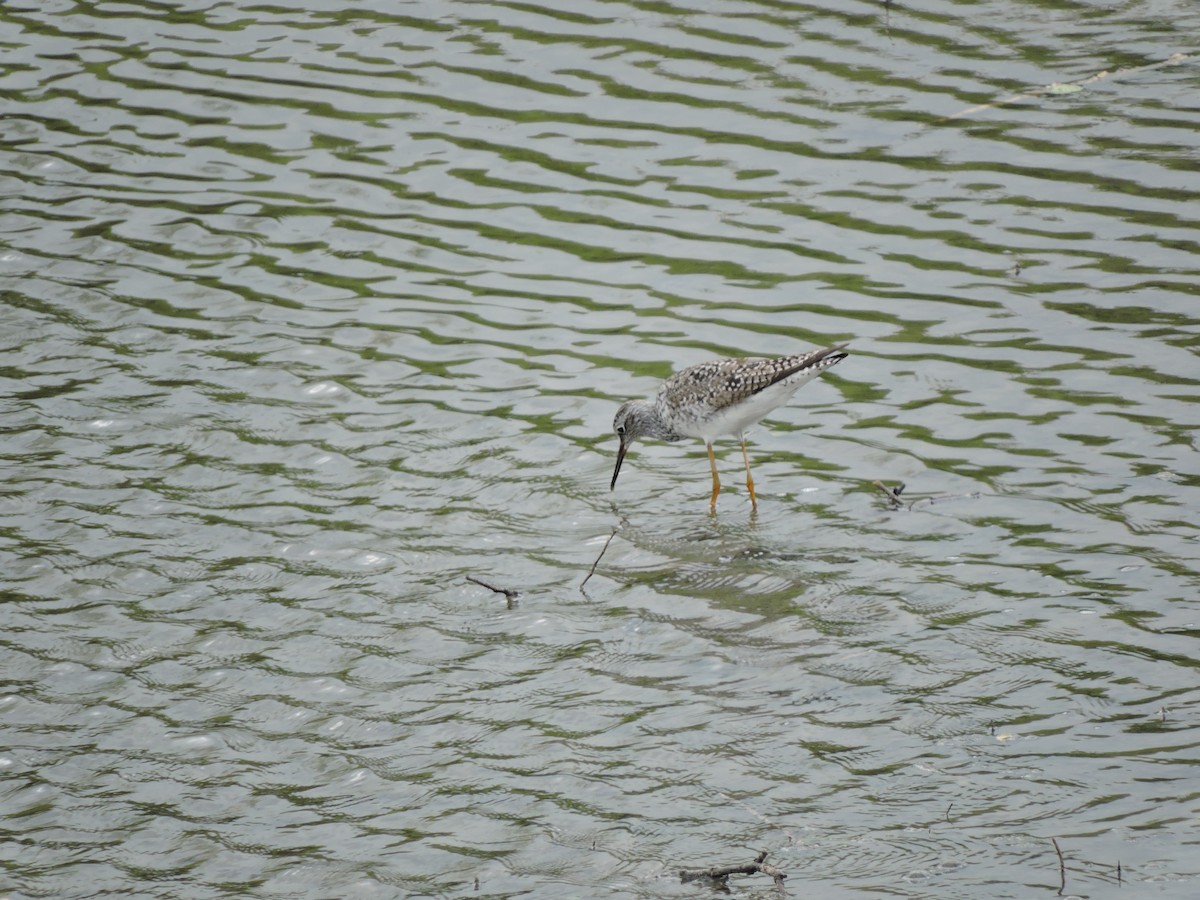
<box><xmin>579</xmin><ymin>495</ymin><xmax>873</xmax><ymax>625</ymax></box>
<box><xmin>593</xmin><ymin>486</ymin><xmax>852</xmax><ymax>581</ymax></box>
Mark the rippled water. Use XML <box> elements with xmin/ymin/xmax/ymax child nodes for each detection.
<box><xmin>3</xmin><ymin>1</ymin><xmax>1199</xmax><ymax>897</ymax></box>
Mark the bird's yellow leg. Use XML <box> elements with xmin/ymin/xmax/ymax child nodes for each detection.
<box><xmin>740</xmin><ymin>435</ymin><xmax>757</xmax><ymax>510</ymax></box>
<box><xmin>707</xmin><ymin>442</ymin><xmax>721</xmax><ymax>510</ymax></box>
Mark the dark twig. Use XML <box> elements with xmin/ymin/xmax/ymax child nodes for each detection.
<box><xmin>580</xmin><ymin>529</ymin><xmax>618</xmax><ymax>591</ymax></box>
<box><xmin>466</xmin><ymin>575</ymin><xmax>518</xmax><ymax>608</ymax></box>
<box><xmin>680</xmin><ymin>850</ymin><xmax>787</xmax><ymax>891</ymax></box>
<box><xmin>1052</xmin><ymin>838</ymin><xmax>1066</xmax><ymax>895</ymax></box>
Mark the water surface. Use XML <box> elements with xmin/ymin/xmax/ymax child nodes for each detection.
<box><xmin>2</xmin><ymin>1</ymin><xmax>1199</xmax><ymax>897</ymax></box>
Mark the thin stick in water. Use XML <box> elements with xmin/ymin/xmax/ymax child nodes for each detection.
<box><xmin>940</xmin><ymin>52</ymin><xmax>1194</xmax><ymax>121</ymax></box>
<box><xmin>580</xmin><ymin>529</ymin><xmax>618</xmax><ymax>591</ymax></box>
<box><xmin>1052</xmin><ymin>837</ymin><xmax>1066</xmax><ymax>895</ymax></box>
<box><xmin>466</xmin><ymin>575</ymin><xmax>518</xmax><ymax>607</ymax></box>
<box><xmin>679</xmin><ymin>850</ymin><xmax>786</xmax><ymax>890</ymax></box>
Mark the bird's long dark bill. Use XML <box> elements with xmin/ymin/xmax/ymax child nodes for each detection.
<box><xmin>610</xmin><ymin>441</ymin><xmax>629</xmax><ymax>491</ymax></box>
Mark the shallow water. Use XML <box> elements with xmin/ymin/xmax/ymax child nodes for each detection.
<box><xmin>2</xmin><ymin>1</ymin><xmax>1199</xmax><ymax>897</ymax></box>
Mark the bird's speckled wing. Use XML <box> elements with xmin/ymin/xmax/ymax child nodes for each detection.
<box><xmin>658</xmin><ymin>345</ymin><xmax>847</xmax><ymax>410</ymax></box>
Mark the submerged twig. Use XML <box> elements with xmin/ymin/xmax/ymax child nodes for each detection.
<box><xmin>710</xmin><ymin>788</ymin><xmax>800</xmax><ymax>847</ymax></box>
<box><xmin>466</xmin><ymin>575</ymin><xmax>518</xmax><ymax>608</ymax></box>
<box><xmin>874</xmin><ymin>479</ymin><xmax>983</xmax><ymax>511</ymax></box>
<box><xmin>907</xmin><ymin>491</ymin><xmax>981</xmax><ymax>510</ymax></box>
<box><xmin>580</xmin><ymin>529</ymin><xmax>618</xmax><ymax>591</ymax></box>
<box><xmin>941</xmin><ymin>52</ymin><xmax>1194</xmax><ymax>121</ymax></box>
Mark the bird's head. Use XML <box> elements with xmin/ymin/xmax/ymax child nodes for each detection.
<box><xmin>610</xmin><ymin>399</ymin><xmax>655</xmax><ymax>491</ymax></box>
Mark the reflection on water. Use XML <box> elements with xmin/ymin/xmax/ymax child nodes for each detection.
<box><xmin>3</xmin><ymin>0</ymin><xmax>1198</xmax><ymax>897</ymax></box>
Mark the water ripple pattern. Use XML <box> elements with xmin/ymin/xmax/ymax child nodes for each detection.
<box><xmin>2</xmin><ymin>1</ymin><xmax>1198</xmax><ymax>897</ymax></box>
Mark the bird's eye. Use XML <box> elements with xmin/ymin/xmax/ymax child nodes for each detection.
<box><xmin>616</xmin><ymin>424</ymin><xmax>625</xmax><ymax>436</ymax></box>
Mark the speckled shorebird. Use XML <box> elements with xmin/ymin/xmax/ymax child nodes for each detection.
<box><xmin>610</xmin><ymin>344</ymin><xmax>848</xmax><ymax>510</ymax></box>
